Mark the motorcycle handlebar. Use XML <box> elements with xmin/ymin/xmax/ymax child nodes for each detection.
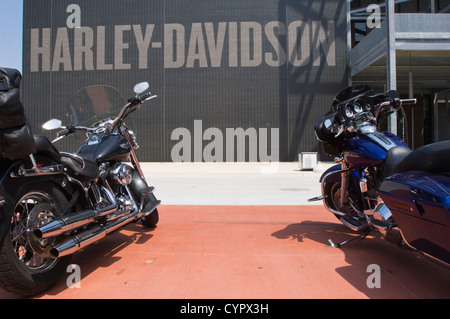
<box><xmin>111</xmin><ymin>92</ymin><xmax>157</xmax><ymax>128</ymax></box>
<box><xmin>399</xmin><ymin>98</ymin><xmax>416</xmax><ymax>105</ymax></box>
<box><xmin>56</xmin><ymin>124</ymin><xmax>94</xmax><ymax>139</ymax></box>
<box><xmin>375</xmin><ymin>98</ymin><xmax>416</xmax><ymax>119</ymax></box>
<box><xmin>333</xmin><ymin>97</ymin><xmax>417</xmax><ymax>138</ymax></box>
<box><xmin>379</xmin><ymin>98</ymin><xmax>417</xmax><ymax>108</ymax></box>
<box><xmin>138</xmin><ymin>92</ymin><xmax>156</xmax><ymax>102</ymax></box>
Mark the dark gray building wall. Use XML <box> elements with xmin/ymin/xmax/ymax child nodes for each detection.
<box><xmin>22</xmin><ymin>0</ymin><xmax>348</xmax><ymax>161</ymax></box>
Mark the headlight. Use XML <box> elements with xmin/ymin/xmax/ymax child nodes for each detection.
<box><xmin>112</xmin><ymin>164</ymin><xmax>133</xmax><ymax>185</ymax></box>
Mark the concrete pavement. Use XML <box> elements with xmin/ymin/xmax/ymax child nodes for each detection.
<box><xmin>140</xmin><ymin>161</ymin><xmax>333</xmax><ymax>206</ymax></box>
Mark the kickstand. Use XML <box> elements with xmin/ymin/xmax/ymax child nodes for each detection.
<box><xmin>327</xmin><ymin>231</ymin><xmax>369</xmax><ymax>248</ymax></box>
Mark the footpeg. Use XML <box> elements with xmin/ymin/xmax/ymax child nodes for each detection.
<box><xmin>307</xmin><ymin>195</ymin><xmax>327</xmax><ymax>202</ymax></box>
<box><xmin>340</xmin><ymin>214</ymin><xmax>365</xmax><ymax>232</ymax></box>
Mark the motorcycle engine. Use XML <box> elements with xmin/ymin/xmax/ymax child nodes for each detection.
<box><xmin>359</xmin><ymin>169</ymin><xmax>402</xmax><ymax>245</ymax></box>
<box><xmin>371</xmin><ymin>201</ymin><xmax>402</xmax><ymax>245</ymax></box>
<box><xmin>117</xmin><ymin>194</ymin><xmax>134</xmax><ymax>212</ymax></box>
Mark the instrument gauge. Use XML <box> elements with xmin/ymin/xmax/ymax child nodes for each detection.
<box><xmin>94</xmin><ymin>126</ymin><xmax>107</xmax><ymax>134</ymax></box>
<box><xmin>345</xmin><ymin>107</ymin><xmax>353</xmax><ymax>118</ymax></box>
<box><xmin>354</xmin><ymin>103</ymin><xmax>363</xmax><ymax>113</ymax></box>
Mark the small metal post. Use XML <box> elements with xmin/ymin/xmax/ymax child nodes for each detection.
<box><xmin>386</xmin><ymin>0</ymin><xmax>397</xmax><ymax>135</ymax></box>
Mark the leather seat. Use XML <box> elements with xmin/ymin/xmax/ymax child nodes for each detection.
<box><xmin>384</xmin><ymin>146</ymin><xmax>411</xmax><ymax>176</ymax></box>
<box><xmin>33</xmin><ymin>134</ymin><xmax>61</xmax><ymax>162</ymax></box>
<box><xmin>60</xmin><ymin>153</ymin><xmax>99</xmax><ymax>180</ymax></box>
<box><xmin>34</xmin><ymin>134</ymin><xmax>99</xmax><ymax>180</ymax></box>
<box><xmin>392</xmin><ymin>140</ymin><xmax>450</xmax><ymax>176</ymax></box>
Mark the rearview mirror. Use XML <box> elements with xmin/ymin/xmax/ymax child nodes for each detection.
<box><xmin>134</xmin><ymin>82</ymin><xmax>149</xmax><ymax>94</ymax></box>
<box><xmin>42</xmin><ymin>119</ymin><xmax>62</xmax><ymax>131</ymax></box>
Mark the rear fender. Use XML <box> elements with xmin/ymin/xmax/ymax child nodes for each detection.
<box><xmin>0</xmin><ymin>159</ymin><xmax>70</xmax><ymax>241</ymax></box>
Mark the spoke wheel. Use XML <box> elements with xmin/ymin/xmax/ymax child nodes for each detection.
<box><xmin>0</xmin><ymin>184</ymin><xmax>72</xmax><ymax>297</ymax></box>
<box><xmin>12</xmin><ymin>194</ymin><xmax>59</xmax><ymax>270</ymax></box>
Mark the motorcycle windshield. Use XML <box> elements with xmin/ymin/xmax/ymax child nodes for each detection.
<box><xmin>332</xmin><ymin>85</ymin><xmax>375</xmax><ymax>106</ymax></box>
<box><xmin>66</xmin><ymin>85</ymin><xmax>126</xmax><ymax>126</ymax></box>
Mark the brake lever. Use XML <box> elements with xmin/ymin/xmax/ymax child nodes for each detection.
<box><xmin>140</xmin><ymin>93</ymin><xmax>157</xmax><ymax>102</ymax></box>
<box><xmin>135</xmin><ymin>94</ymin><xmax>157</xmax><ymax>109</ymax></box>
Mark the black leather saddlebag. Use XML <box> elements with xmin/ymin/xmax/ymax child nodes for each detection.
<box><xmin>0</xmin><ymin>67</ymin><xmax>36</xmax><ymax>160</ymax></box>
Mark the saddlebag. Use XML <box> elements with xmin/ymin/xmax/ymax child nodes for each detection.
<box><xmin>0</xmin><ymin>67</ymin><xmax>36</xmax><ymax>160</ymax></box>
<box><xmin>379</xmin><ymin>171</ymin><xmax>450</xmax><ymax>265</ymax></box>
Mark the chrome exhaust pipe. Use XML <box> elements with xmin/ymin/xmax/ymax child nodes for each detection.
<box><xmin>49</xmin><ymin>227</ymin><xmax>105</xmax><ymax>258</ymax></box>
<box><xmin>33</xmin><ymin>203</ymin><xmax>117</xmax><ymax>239</ymax></box>
<box><xmin>50</xmin><ymin>208</ymin><xmax>140</xmax><ymax>258</ymax></box>
<box><xmin>34</xmin><ymin>186</ymin><xmax>118</xmax><ymax>239</ymax></box>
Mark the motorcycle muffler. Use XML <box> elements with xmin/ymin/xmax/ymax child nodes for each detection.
<box><xmin>49</xmin><ymin>208</ymin><xmax>140</xmax><ymax>258</ymax></box>
<box><xmin>33</xmin><ymin>204</ymin><xmax>117</xmax><ymax>239</ymax></box>
<box><xmin>34</xmin><ymin>186</ymin><xmax>119</xmax><ymax>239</ymax></box>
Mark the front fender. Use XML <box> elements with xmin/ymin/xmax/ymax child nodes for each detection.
<box><xmin>320</xmin><ymin>163</ymin><xmax>361</xmax><ymax>186</ymax></box>
<box><xmin>320</xmin><ymin>164</ymin><xmax>342</xmax><ymax>183</ymax></box>
<box><xmin>319</xmin><ymin>163</ymin><xmax>363</xmax><ymax>214</ymax></box>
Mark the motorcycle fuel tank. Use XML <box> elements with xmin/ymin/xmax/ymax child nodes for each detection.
<box><xmin>77</xmin><ymin>134</ymin><xmax>130</xmax><ymax>163</ymax></box>
<box><xmin>379</xmin><ymin>171</ymin><xmax>450</xmax><ymax>265</ymax></box>
<box><xmin>344</xmin><ymin>131</ymin><xmax>407</xmax><ymax>167</ymax></box>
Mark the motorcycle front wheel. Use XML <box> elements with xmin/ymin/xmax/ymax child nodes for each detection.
<box><xmin>324</xmin><ymin>181</ymin><xmax>361</xmax><ymax>219</ymax></box>
<box><xmin>0</xmin><ymin>184</ymin><xmax>72</xmax><ymax>297</ymax></box>
<box><xmin>141</xmin><ymin>208</ymin><xmax>159</xmax><ymax>228</ymax></box>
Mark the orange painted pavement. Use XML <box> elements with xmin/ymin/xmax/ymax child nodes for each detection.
<box><xmin>1</xmin><ymin>205</ymin><xmax>449</xmax><ymax>299</ymax></box>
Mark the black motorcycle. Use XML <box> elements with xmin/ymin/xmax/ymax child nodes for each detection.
<box><xmin>0</xmin><ymin>82</ymin><xmax>160</xmax><ymax>296</ymax></box>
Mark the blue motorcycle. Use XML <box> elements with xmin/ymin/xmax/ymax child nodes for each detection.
<box><xmin>309</xmin><ymin>85</ymin><xmax>450</xmax><ymax>269</ymax></box>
